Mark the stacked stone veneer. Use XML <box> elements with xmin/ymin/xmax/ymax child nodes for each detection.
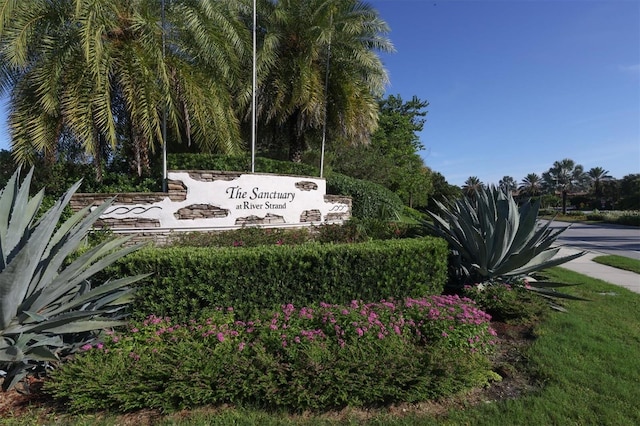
<box><xmin>70</xmin><ymin>170</ymin><xmax>351</xmax><ymax>245</ymax></box>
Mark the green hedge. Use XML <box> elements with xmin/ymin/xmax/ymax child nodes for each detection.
<box><xmin>168</xmin><ymin>153</ymin><xmax>318</xmax><ymax>176</ymax></box>
<box><xmin>325</xmin><ymin>173</ymin><xmax>404</xmax><ymax>220</ymax></box>
<box><xmin>112</xmin><ymin>237</ymin><xmax>448</xmax><ymax>322</ymax></box>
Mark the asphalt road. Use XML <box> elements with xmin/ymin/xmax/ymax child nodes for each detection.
<box><xmin>545</xmin><ymin>220</ymin><xmax>640</xmax><ymax>260</ymax></box>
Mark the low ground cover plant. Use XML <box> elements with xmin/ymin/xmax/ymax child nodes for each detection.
<box><xmin>585</xmin><ymin>210</ymin><xmax>640</xmax><ymax>227</ymax></box>
<box><xmin>461</xmin><ymin>280</ymin><xmax>548</xmax><ymax>324</ymax></box>
<box><xmin>46</xmin><ymin>295</ymin><xmax>499</xmax><ymax>413</ymax></box>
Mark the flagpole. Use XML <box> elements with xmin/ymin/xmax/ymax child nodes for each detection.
<box><xmin>320</xmin><ymin>12</ymin><xmax>332</xmax><ymax>179</ymax></box>
<box><xmin>251</xmin><ymin>0</ymin><xmax>257</xmax><ymax>173</ymax></box>
<box><xmin>161</xmin><ymin>0</ymin><xmax>168</xmax><ymax>191</ymax></box>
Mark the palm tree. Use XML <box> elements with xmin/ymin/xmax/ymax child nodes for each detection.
<box><xmin>462</xmin><ymin>176</ymin><xmax>483</xmax><ymax>198</ymax></box>
<box><xmin>587</xmin><ymin>166</ymin><xmax>613</xmax><ymax>198</ymax></box>
<box><xmin>519</xmin><ymin>173</ymin><xmax>543</xmax><ymax>197</ymax></box>
<box><xmin>0</xmin><ymin>0</ymin><xmax>247</xmax><ymax>178</ymax></box>
<box><xmin>254</xmin><ymin>0</ymin><xmax>393</xmax><ymax>162</ymax></box>
<box><xmin>498</xmin><ymin>175</ymin><xmax>517</xmax><ymax>194</ymax></box>
<box><xmin>542</xmin><ymin>158</ymin><xmax>588</xmax><ymax>214</ymax></box>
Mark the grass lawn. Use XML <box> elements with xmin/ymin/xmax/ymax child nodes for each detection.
<box><xmin>2</xmin><ymin>267</ymin><xmax>639</xmax><ymax>425</ymax></box>
<box><xmin>592</xmin><ymin>255</ymin><xmax>640</xmax><ymax>274</ymax></box>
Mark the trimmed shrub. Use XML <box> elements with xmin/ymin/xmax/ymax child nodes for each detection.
<box><xmin>615</xmin><ymin>213</ymin><xmax>640</xmax><ymax>227</ymax></box>
<box><xmin>170</xmin><ymin>227</ymin><xmax>314</xmax><ymax>248</ymax></box>
<box><xmin>325</xmin><ymin>172</ymin><xmax>404</xmax><ymax>220</ymax></box>
<box><xmin>168</xmin><ymin>220</ymin><xmax>419</xmax><ymax>248</ymax></box>
<box><xmin>585</xmin><ymin>211</ymin><xmax>605</xmax><ymax>221</ymax></box>
<box><xmin>585</xmin><ymin>210</ymin><xmax>640</xmax><ymax>227</ymax></box>
<box><xmin>314</xmin><ymin>219</ymin><xmax>419</xmax><ymax>244</ymax></box>
<box><xmin>168</xmin><ymin>153</ymin><xmax>319</xmax><ymax>177</ymax></box>
<box><xmin>110</xmin><ymin>238</ymin><xmax>449</xmax><ymax>322</ymax></box>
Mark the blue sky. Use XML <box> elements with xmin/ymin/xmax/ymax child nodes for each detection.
<box><xmin>370</xmin><ymin>0</ymin><xmax>640</xmax><ymax>186</ymax></box>
<box><xmin>1</xmin><ymin>0</ymin><xmax>638</xmax><ymax>187</ymax></box>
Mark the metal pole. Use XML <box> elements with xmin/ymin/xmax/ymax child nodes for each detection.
<box><xmin>251</xmin><ymin>0</ymin><xmax>257</xmax><ymax>173</ymax></box>
<box><xmin>320</xmin><ymin>13</ymin><xmax>332</xmax><ymax>178</ymax></box>
<box><xmin>161</xmin><ymin>0</ymin><xmax>168</xmax><ymax>192</ymax></box>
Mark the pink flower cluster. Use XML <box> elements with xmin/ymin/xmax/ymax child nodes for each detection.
<box><xmin>81</xmin><ymin>295</ymin><xmax>497</xmax><ymax>359</ymax></box>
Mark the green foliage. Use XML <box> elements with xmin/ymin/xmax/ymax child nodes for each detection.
<box><xmin>538</xmin><ymin>194</ymin><xmax>562</xmax><ymax>209</ymax></box>
<box><xmin>315</xmin><ymin>219</ymin><xmax>419</xmax><ymax>244</ymax></box>
<box><xmin>331</xmin><ymin>95</ymin><xmax>433</xmax><ymax>209</ymax></box>
<box><xmin>613</xmin><ymin>212</ymin><xmax>640</xmax><ymax>226</ymax></box>
<box><xmin>0</xmin><ymin>168</ymin><xmax>147</xmax><ymax>391</ymax></box>
<box><xmin>424</xmin><ymin>171</ymin><xmax>463</xmax><ymax>215</ymax></box>
<box><xmin>498</xmin><ymin>176</ymin><xmax>517</xmax><ymax>193</ymax></box>
<box><xmin>518</xmin><ymin>172</ymin><xmax>543</xmax><ymax>197</ymax></box>
<box><xmin>542</xmin><ymin>159</ymin><xmax>588</xmax><ymax>214</ymax></box>
<box><xmin>563</xmin><ymin>211</ymin><xmax>586</xmax><ymax>218</ymax></box>
<box><xmin>2</xmin><ymin>0</ymin><xmax>245</xmax><ymax>172</ymax></box>
<box><xmin>167</xmin><ymin>153</ymin><xmax>319</xmax><ymax>177</ymax></box>
<box><xmin>585</xmin><ymin>210</ymin><xmax>605</xmax><ymax>221</ymax></box>
<box><xmin>255</xmin><ymin>0</ymin><xmax>392</xmax><ymax>161</ymax></box>
<box><xmin>326</xmin><ymin>173</ymin><xmax>404</xmax><ymax>220</ymax></box>
<box><xmin>170</xmin><ymin>227</ymin><xmax>313</xmax><ymax>248</ymax></box>
<box><xmin>461</xmin><ymin>280</ymin><xmax>549</xmax><ymax>324</ymax></box>
<box><xmin>462</xmin><ymin>176</ymin><xmax>483</xmax><ymax>198</ymax></box>
<box><xmin>592</xmin><ymin>255</ymin><xmax>640</xmax><ymax>274</ymax></box>
<box><xmin>586</xmin><ymin>210</ymin><xmax>640</xmax><ymax>227</ymax></box>
<box><xmin>423</xmin><ymin>185</ymin><xmax>585</xmax><ymax>286</ymax></box>
<box><xmin>402</xmin><ymin>205</ymin><xmax>428</xmax><ymax>222</ymax></box>
<box><xmin>46</xmin><ymin>296</ymin><xmax>497</xmax><ymax>413</ymax></box>
<box><xmin>0</xmin><ymin>151</ymin><xmax>161</xmax><ymax>200</ymax></box>
<box><xmin>169</xmin><ymin>220</ymin><xmax>418</xmax><ymax>248</ymax></box>
<box><xmin>616</xmin><ymin>174</ymin><xmax>639</xmax><ymax>210</ymax></box>
<box><xmin>109</xmin><ymin>238</ymin><xmax>449</xmax><ymax>322</ymax></box>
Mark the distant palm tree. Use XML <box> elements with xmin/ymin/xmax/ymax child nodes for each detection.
<box><xmin>587</xmin><ymin>167</ymin><xmax>613</xmax><ymax>198</ymax></box>
<box><xmin>542</xmin><ymin>158</ymin><xmax>588</xmax><ymax>214</ymax></box>
<box><xmin>519</xmin><ymin>173</ymin><xmax>543</xmax><ymax>197</ymax></box>
<box><xmin>498</xmin><ymin>176</ymin><xmax>517</xmax><ymax>194</ymax></box>
<box><xmin>255</xmin><ymin>0</ymin><xmax>393</xmax><ymax>162</ymax></box>
<box><xmin>0</xmin><ymin>0</ymin><xmax>246</xmax><ymax>178</ymax></box>
<box><xmin>462</xmin><ymin>176</ymin><xmax>483</xmax><ymax>198</ymax></box>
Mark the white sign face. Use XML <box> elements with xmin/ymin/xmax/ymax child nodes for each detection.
<box><xmin>98</xmin><ymin>171</ymin><xmax>350</xmax><ymax>231</ymax></box>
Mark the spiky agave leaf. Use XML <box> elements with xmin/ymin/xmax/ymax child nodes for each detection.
<box><xmin>0</xmin><ymin>167</ymin><xmax>147</xmax><ymax>391</ymax></box>
<box><xmin>424</xmin><ymin>185</ymin><xmax>586</xmax><ymax>285</ymax></box>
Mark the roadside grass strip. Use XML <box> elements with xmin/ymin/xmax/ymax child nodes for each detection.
<box><xmin>592</xmin><ymin>255</ymin><xmax>640</xmax><ymax>274</ymax></box>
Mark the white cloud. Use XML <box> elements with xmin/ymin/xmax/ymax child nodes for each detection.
<box><xmin>619</xmin><ymin>64</ymin><xmax>640</xmax><ymax>73</ymax></box>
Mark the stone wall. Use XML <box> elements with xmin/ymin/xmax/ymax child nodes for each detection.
<box><xmin>71</xmin><ymin>170</ymin><xmax>352</xmax><ymax>245</ymax></box>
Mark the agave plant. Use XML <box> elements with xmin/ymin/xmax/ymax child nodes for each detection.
<box><xmin>0</xmin><ymin>168</ymin><xmax>148</xmax><ymax>391</ymax></box>
<box><xmin>423</xmin><ymin>185</ymin><xmax>585</xmax><ymax>286</ymax></box>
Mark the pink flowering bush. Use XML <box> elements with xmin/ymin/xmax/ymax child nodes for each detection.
<box><xmin>46</xmin><ymin>296</ymin><xmax>499</xmax><ymax>413</ymax></box>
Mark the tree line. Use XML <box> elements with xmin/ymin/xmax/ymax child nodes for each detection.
<box><xmin>1</xmin><ymin>0</ymin><xmax>456</xmax><ymax>213</ymax></box>
<box><xmin>462</xmin><ymin>160</ymin><xmax>639</xmax><ymax>213</ymax></box>
<box><xmin>0</xmin><ymin>0</ymin><xmax>392</xmax><ymax>178</ymax></box>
